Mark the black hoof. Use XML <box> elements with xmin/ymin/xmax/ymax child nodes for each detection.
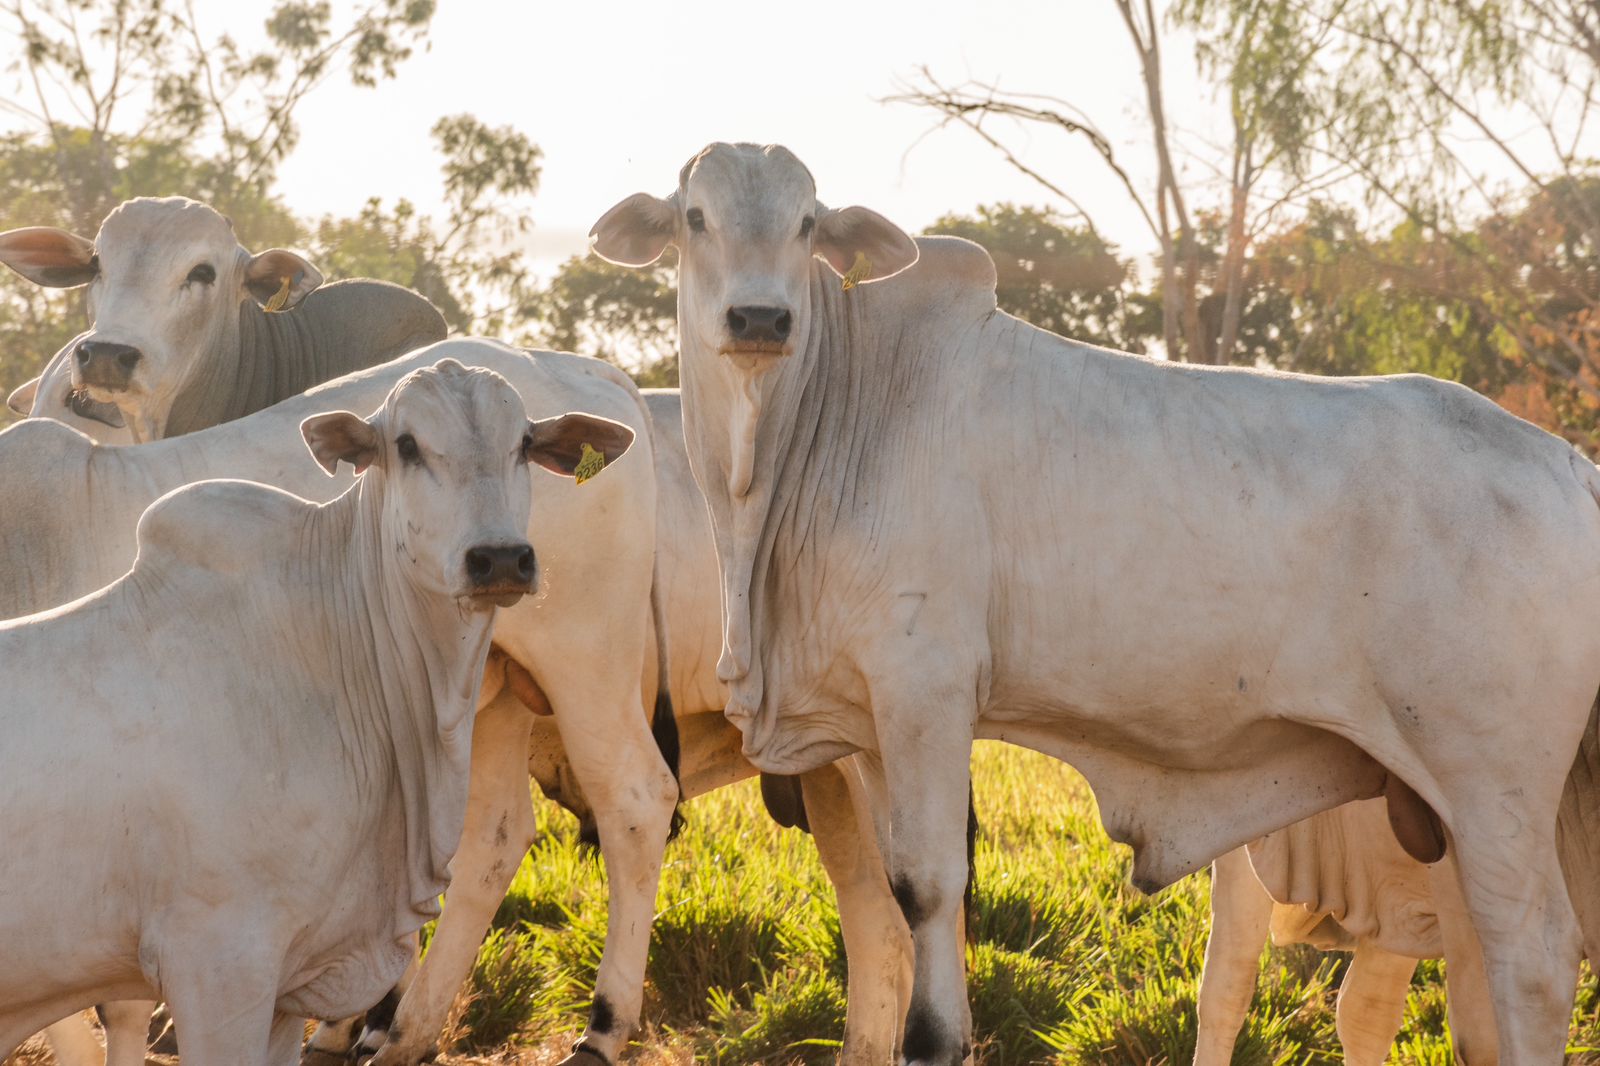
<box><xmin>558</xmin><ymin>1044</ymin><xmax>614</xmax><ymax>1066</ymax></box>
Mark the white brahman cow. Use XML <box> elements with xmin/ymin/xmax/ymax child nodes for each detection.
<box><xmin>0</xmin><ymin>196</ymin><xmax>446</xmax><ymax>441</ymax></box>
<box><xmin>0</xmin><ymin>358</ymin><xmax>636</xmax><ymax>1065</ymax></box>
<box><xmin>0</xmin><ymin>341</ymin><xmax>679</xmax><ymax>1066</ymax></box>
<box><xmin>306</xmin><ymin>389</ymin><xmax>916</xmax><ymax>1066</ymax></box>
<box><xmin>591</xmin><ymin>142</ymin><xmax>1600</xmax><ymax>1065</ymax></box>
<box><xmin>1194</xmin><ymin>804</ymin><xmax>1497</xmax><ymax>1064</ymax></box>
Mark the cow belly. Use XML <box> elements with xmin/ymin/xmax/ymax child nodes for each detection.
<box><xmin>977</xmin><ymin>717</ymin><xmax>1388</xmax><ymax>889</ymax></box>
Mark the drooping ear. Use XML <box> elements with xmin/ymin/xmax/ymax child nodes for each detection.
<box><xmin>814</xmin><ymin>206</ymin><xmax>918</xmax><ymax>285</ymax></box>
<box><xmin>244</xmin><ymin>248</ymin><xmax>324</xmax><ymax>310</ymax></box>
<box><xmin>524</xmin><ymin>412</ymin><xmax>636</xmax><ymax>478</ymax></box>
<box><xmin>0</xmin><ymin>227</ymin><xmax>97</xmax><ymax>288</ymax></box>
<box><xmin>589</xmin><ymin>192</ymin><xmax>678</xmax><ymax>267</ymax></box>
<box><xmin>6</xmin><ymin>377</ymin><xmax>39</xmax><ymax>415</ymax></box>
<box><xmin>301</xmin><ymin>410</ymin><xmax>380</xmax><ymax>476</ymax></box>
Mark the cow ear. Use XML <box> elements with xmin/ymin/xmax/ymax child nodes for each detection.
<box><xmin>301</xmin><ymin>410</ymin><xmax>380</xmax><ymax>476</ymax></box>
<box><xmin>0</xmin><ymin>227</ymin><xmax>97</xmax><ymax>288</ymax></box>
<box><xmin>814</xmin><ymin>206</ymin><xmax>918</xmax><ymax>285</ymax></box>
<box><xmin>590</xmin><ymin>193</ymin><xmax>677</xmax><ymax>267</ymax></box>
<box><xmin>244</xmin><ymin>248</ymin><xmax>324</xmax><ymax>310</ymax></box>
<box><xmin>523</xmin><ymin>413</ymin><xmax>636</xmax><ymax>478</ymax></box>
<box><xmin>6</xmin><ymin>377</ymin><xmax>39</xmax><ymax>415</ymax></box>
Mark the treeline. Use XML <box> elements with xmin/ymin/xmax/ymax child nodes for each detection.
<box><xmin>2</xmin><ymin>0</ymin><xmax>1597</xmax><ymax>448</ymax></box>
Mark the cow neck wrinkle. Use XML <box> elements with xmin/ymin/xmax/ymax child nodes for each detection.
<box><xmin>691</xmin><ymin>263</ymin><xmax>902</xmax><ymax>758</ymax></box>
<box><xmin>330</xmin><ymin>472</ymin><xmax>489</xmax><ymax>930</ymax></box>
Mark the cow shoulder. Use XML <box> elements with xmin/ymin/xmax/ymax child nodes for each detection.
<box><xmin>134</xmin><ymin>479</ymin><xmax>312</xmax><ymax>577</ymax></box>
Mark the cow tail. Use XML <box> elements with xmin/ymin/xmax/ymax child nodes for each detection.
<box><xmin>649</xmin><ymin>533</ymin><xmax>685</xmax><ymax>842</ymax></box>
<box><xmin>1559</xmin><ymin>695</ymin><xmax>1600</xmax><ymax>968</ymax></box>
<box><xmin>1562</xmin><ymin>452</ymin><xmax>1600</xmax><ymax>966</ymax></box>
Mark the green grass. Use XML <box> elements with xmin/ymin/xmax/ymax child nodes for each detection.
<box><xmin>432</xmin><ymin>742</ymin><xmax>1600</xmax><ymax>1064</ymax></box>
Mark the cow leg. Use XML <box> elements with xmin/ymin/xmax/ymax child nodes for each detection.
<box><xmin>268</xmin><ymin>1012</ymin><xmax>306</xmax><ymax>1066</ymax></box>
<box><xmin>43</xmin><ymin>1015</ymin><xmax>104</xmax><ymax>1066</ymax></box>
<box><xmin>1430</xmin><ymin>859</ymin><xmax>1500</xmax><ymax>1065</ymax></box>
<box><xmin>1334</xmin><ymin>943</ymin><xmax>1415</xmax><ymax>1066</ymax></box>
<box><xmin>162</xmin><ymin>974</ymin><xmax>276</xmax><ymax>1066</ymax></box>
<box><xmin>871</xmin><ymin>689</ymin><xmax>975</xmax><ymax>1066</ymax></box>
<box><xmin>543</xmin><ymin>674</ymin><xmax>677</xmax><ymax>1066</ymax></box>
<box><xmin>1446</xmin><ymin>801</ymin><xmax>1581</xmax><ymax>1063</ymax></box>
<box><xmin>302</xmin><ymin>1013</ymin><xmax>364</xmax><ymax>1064</ymax></box>
<box><xmin>802</xmin><ymin>760</ymin><xmax>912</xmax><ymax>1065</ymax></box>
<box><xmin>1192</xmin><ymin>848</ymin><xmax>1272</xmax><ymax>1066</ymax></box>
<box><xmin>366</xmin><ymin>691</ymin><xmax>537</xmax><ymax>1066</ymax></box>
<box><xmin>100</xmin><ymin>999</ymin><xmax>158</xmax><ymax>1066</ymax></box>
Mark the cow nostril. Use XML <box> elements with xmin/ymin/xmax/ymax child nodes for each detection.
<box><xmin>774</xmin><ymin>311</ymin><xmax>792</xmax><ymax>339</ymax></box>
<box><xmin>465</xmin><ymin>548</ymin><xmax>492</xmax><ymax>582</ymax></box>
<box><xmin>516</xmin><ymin>548</ymin><xmax>535</xmax><ymax>580</ymax></box>
<box><xmin>726</xmin><ymin>308</ymin><xmax>748</xmax><ymax>336</ymax></box>
<box><xmin>116</xmin><ymin>350</ymin><xmax>141</xmax><ymax>372</ymax></box>
<box><xmin>75</xmin><ymin>346</ymin><xmax>90</xmax><ymax>367</ymax></box>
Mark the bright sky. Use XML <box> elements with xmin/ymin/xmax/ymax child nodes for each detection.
<box><xmin>256</xmin><ymin>0</ymin><xmax>1222</xmax><ymax>273</ymax></box>
<box><xmin>3</xmin><ymin>1</ymin><xmax>1571</xmax><ymax>277</ymax></box>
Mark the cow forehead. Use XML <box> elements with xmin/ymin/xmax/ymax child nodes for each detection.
<box><xmin>683</xmin><ymin>143</ymin><xmax>815</xmax><ymax>225</ymax></box>
<box><xmin>386</xmin><ymin>361</ymin><xmax>526</xmax><ymax>448</ymax></box>
<box><xmin>96</xmin><ymin>197</ymin><xmax>240</xmax><ymax>269</ymax></box>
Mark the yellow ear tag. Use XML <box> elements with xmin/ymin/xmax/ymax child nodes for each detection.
<box><xmin>573</xmin><ymin>442</ymin><xmax>605</xmax><ymax>485</ymax></box>
<box><xmin>841</xmin><ymin>251</ymin><xmax>872</xmax><ymax>290</ymax></box>
<box><xmin>263</xmin><ymin>275</ymin><xmax>293</xmax><ymax>313</ymax></box>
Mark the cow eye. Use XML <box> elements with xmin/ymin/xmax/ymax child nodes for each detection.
<box><xmin>519</xmin><ymin>432</ymin><xmax>534</xmax><ymax>462</ymax></box>
<box><xmin>396</xmin><ymin>434</ymin><xmax>420</xmax><ymax>464</ymax></box>
<box><xmin>88</xmin><ymin>254</ymin><xmax>100</xmax><ymax>278</ymax></box>
<box><xmin>799</xmin><ymin>215</ymin><xmax>815</xmax><ymax>239</ymax></box>
<box><xmin>186</xmin><ymin>263</ymin><xmax>215</xmax><ymax>286</ymax></box>
<box><xmin>686</xmin><ymin>207</ymin><xmax>706</xmax><ymax>234</ymax></box>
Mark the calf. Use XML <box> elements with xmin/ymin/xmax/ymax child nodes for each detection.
<box><xmin>0</xmin><ymin>359</ymin><xmax>633</xmax><ymax>1064</ymax></box>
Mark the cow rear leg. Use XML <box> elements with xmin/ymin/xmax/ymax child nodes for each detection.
<box><xmin>43</xmin><ymin>1014</ymin><xmax>104</xmax><ymax>1066</ymax></box>
<box><xmin>873</xmin><ymin>691</ymin><xmax>974</xmax><ymax>1066</ymax></box>
<box><xmin>1335</xmin><ymin>943</ymin><xmax>1415</xmax><ymax>1066</ymax></box>
<box><xmin>1192</xmin><ymin>848</ymin><xmax>1272</xmax><ymax>1065</ymax></box>
<box><xmin>367</xmin><ymin>691</ymin><xmax>536</xmax><ymax>1066</ymax></box>
<box><xmin>1448</xmin><ymin>806</ymin><xmax>1581</xmax><ymax>1063</ymax></box>
<box><xmin>803</xmin><ymin>760</ymin><xmax>912</xmax><ymax>1065</ymax></box>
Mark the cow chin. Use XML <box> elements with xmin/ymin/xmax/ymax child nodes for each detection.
<box><xmin>462</xmin><ymin>588</ymin><xmax>530</xmax><ymax>611</ymax></box>
<box><xmin>718</xmin><ymin>343</ymin><xmax>792</xmax><ymax>372</ymax></box>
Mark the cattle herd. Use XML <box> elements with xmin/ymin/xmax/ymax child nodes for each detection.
<box><xmin>0</xmin><ymin>141</ymin><xmax>1595</xmax><ymax>1066</ymax></box>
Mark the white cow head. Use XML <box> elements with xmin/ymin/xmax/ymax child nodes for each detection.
<box><xmin>300</xmin><ymin>358</ymin><xmax>636</xmax><ymax>611</ymax></box>
<box><xmin>0</xmin><ymin>197</ymin><xmax>323</xmax><ymax>440</ymax></box>
<box><xmin>589</xmin><ymin>143</ymin><xmax>918</xmax><ymax>376</ymax></box>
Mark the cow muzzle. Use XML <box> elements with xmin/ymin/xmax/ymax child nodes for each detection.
<box><xmin>74</xmin><ymin>340</ymin><xmax>143</xmax><ymax>393</ymax></box>
<box><xmin>463</xmin><ymin>542</ymin><xmax>536</xmax><ymax>608</ymax></box>
<box><xmin>719</xmin><ymin>305</ymin><xmax>793</xmax><ymax>362</ymax></box>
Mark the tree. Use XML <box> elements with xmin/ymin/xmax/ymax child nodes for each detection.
<box><xmin>924</xmin><ymin>203</ymin><xmax>1153</xmax><ymax>352</ymax></box>
<box><xmin>529</xmin><ymin>251</ymin><xmax>679</xmax><ymax>386</ymax></box>
<box><xmin>0</xmin><ymin>0</ymin><xmax>435</xmax><ymax>403</ymax></box>
<box><xmin>309</xmin><ymin>114</ymin><xmax>543</xmax><ymax>335</ymax></box>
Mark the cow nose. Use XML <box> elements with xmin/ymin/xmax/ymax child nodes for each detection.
<box><xmin>465</xmin><ymin>543</ymin><xmax>536</xmax><ymax>590</ymax></box>
<box><xmin>75</xmin><ymin>341</ymin><xmax>143</xmax><ymax>390</ymax></box>
<box><xmin>726</xmin><ymin>305</ymin><xmax>792</xmax><ymax>345</ymax></box>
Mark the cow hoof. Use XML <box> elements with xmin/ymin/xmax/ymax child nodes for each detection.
<box><xmin>557</xmin><ymin>1046</ymin><xmax>613</xmax><ymax>1066</ymax></box>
